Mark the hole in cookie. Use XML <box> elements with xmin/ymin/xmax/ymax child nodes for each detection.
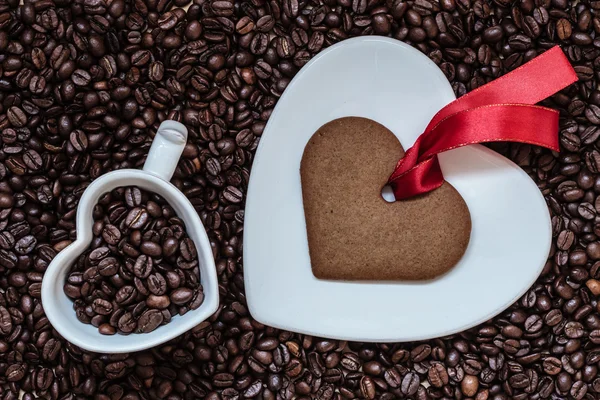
<box><xmin>381</xmin><ymin>185</ymin><xmax>395</xmax><ymax>203</ymax></box>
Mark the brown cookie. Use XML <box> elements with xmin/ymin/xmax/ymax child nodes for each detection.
<box><xmin>301</xmin><ymin>117</ymin><xmax>472</xmax><ymax>281</ymax></box>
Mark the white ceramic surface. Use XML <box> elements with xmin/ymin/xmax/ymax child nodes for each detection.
<box><xmin>41</xmin><ymin>121</ymin><xmax>219</xmax><ymax>353</ymax></box>
<box><xmin>244</xmin><ymin>37</ymin><xmax>552</xmax><ymax>342</ymax></box>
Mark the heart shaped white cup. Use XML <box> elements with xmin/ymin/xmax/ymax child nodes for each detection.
<box><xmin>41</xmin><ymin>121</ymin><xmax>219</xmax><ymax>353</ymax></box>
<box><xmin>244</xmin><ymin>37</ymin><xmax>552</xmax><ymax>342</ymax></box>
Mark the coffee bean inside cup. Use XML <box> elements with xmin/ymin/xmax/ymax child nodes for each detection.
<box><xmin>64</xmin><ymin>186</ymin><xmax>204</xmax><ymax>335</ymax></box>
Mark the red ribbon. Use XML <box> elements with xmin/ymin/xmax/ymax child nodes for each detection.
<box><xmin>388</xmin><ymin>46</ymin><xmax>578</xmax><ymax>200</ymax></box>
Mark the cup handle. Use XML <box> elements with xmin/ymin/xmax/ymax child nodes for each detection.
<box><xmin>143</xmin><ymin>120</ymin><xmax>188</xmax><ymax>181</ymax></box>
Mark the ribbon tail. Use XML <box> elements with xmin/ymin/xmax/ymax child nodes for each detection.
<box><xmin>389</xmin><ymin>104</ymin><xmax>560</xmax><ymax>200</ymax></box>
<box><xmin>425</xmin><ymin>46</ymin><xmax>577</xmax><ymax>130</ymax></box>
<box><xmin>419</xmin><ymin>104</ymin><xmax>560</xmax><ymax>159</ymax></box>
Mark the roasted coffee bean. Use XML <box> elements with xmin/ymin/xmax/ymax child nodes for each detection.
<box><xmin>170</xmin><ymin>288</ymin><xmax>193</xmax><ymax>305</ymax></box>
<box><xmin>69</xmin><ymin>130</ymin><xmax>88</xmax><ymax>152</ymax></box>
<box><xmin>146</xmin><ymin>295</ymin><xmax>170</xmax><ymax>309</ymax></box>
<box><xmin>117</xmin><ymin>312</ymin><xmax>136</xmax><ymax>333</ymax></box>
<box><xmin>557</xmin><ymin>18</ymin><xmax>572</xmax><ymax>40</ymax></box>
<box><xmin>148</xmin><ymin>61</ymin><xmax>164</xmax><ymax>82</ymax></box>
<box><xmin>400</xmin><ymin>372</ymin><xmax>420</xmax><ymax>395</ymax></box>
<box><xmin>565</xmin><ymin>321</ymin><xmax>585</xmax><ymax>338</ymax></box>
<box><xmin>428</xmin><ymin>362</ymin><xmax>449</xmax><ymax>388</ymax></box>
<box><xmin>72</xmin><ymin>69</ymin><xmax>91</xmax><ymax>86</ymax></box>
<box><xmin>7</xmin><ymin>107</ymin><xmax>27</xmax><ymax>128</ymax></box>
<box><xmin>132</xmin><ymin>50</ymin><xmax>151</xmax><ymax>66</ymax></box>
<box><xmin>147</xmin><ymin>272</ymin><xmax>168</xmax><ymax>295</ymax></box>
<box><xmin>543</xmin><ymin>357</ymin><xmax>562</xmax><ymax>375</ymax></box>
<box><xmin>92</xmin><ymin>299</ymin><xmax>113</xmax><ymax>315</ymax></box>
<box><xmin>411</xmin><ymin>344</ymin><xmax>431</xmax><ymax>361</ymax></box>
<box><xmin>586</xmin><ymin>105</ymin><xmax>600</xmax><ymax>124</ymax></box>
<box><xmin>125</xmin><ymin>207</ymin><xmax>149</xmax><ymax>230</ymax></box>
<box><xmin>180</xmin><ymin>238</ymin><xmax>197</xmax><ymax>261</ymax></box>
<box><xmin>360</xmin><ymin>376</ymin><xmax>376</xmax><ymax>399</ymax></box>
<box><xmin>141</xmin><ymin>241</ymin><xmax>162</xmax><ymax>257</ymax></box>
<box><xmin>98</xmin><ymin>257</ymin><xmax>118</xmax><ymax>277</ymax></box>
<box><xmin>162</xmin><ymin>237</ymin><xmax>179</xmax><ymax>257</ymax></box>
<box><xmin>133</xmin><ymin>255</ymin><xmax>153</xmax><ymax>279</ymax></box>
<box><xmin>102</xmin><ymin>224</ymin><xmax>121</xmax><ymax>245</ymax></box>
<box><xmin>461</xmin><ymin>375</ymin><xmax>479</xmax><ymax>396</ymax></box>
<box><xmin>341</xmin><ymin>352</ymin><xmax>361</xmax><ymax>371</ymax></box>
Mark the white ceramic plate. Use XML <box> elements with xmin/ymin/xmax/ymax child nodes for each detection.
<box><xmin>244</xmin><ymin>37</ymin><xmax>551</xmax><ymax>342</ymax></box>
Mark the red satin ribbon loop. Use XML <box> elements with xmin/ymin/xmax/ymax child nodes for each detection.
<box><xmin>388</xmin><ymin>46</ymin><xmax>578</xmax><ymax>200</ymax></box>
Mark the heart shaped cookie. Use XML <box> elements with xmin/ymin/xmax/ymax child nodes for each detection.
<box><xmin>301</xmin><ymin>117</ymin><xmax>472</xmax><ymax>280</ymax></box>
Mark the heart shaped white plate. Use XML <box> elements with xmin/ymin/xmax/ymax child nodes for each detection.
<box><xmin>243</xmin><ymin>37</ymin><xmax>551</xmax><ymax>342</ymax></box>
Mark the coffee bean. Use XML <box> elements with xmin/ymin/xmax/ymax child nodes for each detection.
<box><xmin>461</xmin><ymin>375</ymin><xmax>479</xmax><ymax>397</ymax></box>
<box><xmin>148</xmin><ymin>61</ymin><xmax>164</xmax><ymax>82</ymax></box>
<box><xmin>360</xmin><ymin>376</ymin><xmax>376</xmax><ymax>399</ymax></box>
<box><xmin>543</xmin><ymin>357</ymin><xmax>562</xmax><ymax>375</ymax></box>
<box><xmin>520</xmin><ymin>319</ymin><xmax>539</xmax><ymax>338</ymax></box>
<box><xmin>586</xmin><ymin>279</ymin><xmax>600</xmax><ymax>296</ymax></box>
<box><xmin>586</xmin><ymin>105</ymin><xmax>600</xmax><ymax>124</ymax></box>
<box><xmin>7</xmin><ymin>107</ymin><xmax>27</xmax><ymax>128</ymax></box>
<box><xmin>98</xmin><ymin>257</ymin><xmax>118</xmax><ymax>276</ymax></box>
<box><xmin>557</xmin><ymin>18</ymin><xmax>572</xmax><ymax>39</ymax></box>
<box><xmin>115</xmin><ymin>285</ymin><xmax>137</xmax><ymax>306</ymax></box>
<box><xmin>509</xmin><ymin>373</ymin><xmax>529</xmax><ymax>389</ymax></box>
<box><xmin>146</xmin><ymin>295</ymin><xmax>170</xmax><ymax>309</ymax></box>
<box><xmin>148</xmin><ymin>272</ymin><xmax>168</xmax><ymax>296</ymax></box>
<box><xmin>125</xmin><ymin>207</ymin><xmax>149</xmax><ymax>230</ymax></box>
<box><xmin>131</xmin><ymin>50</ymin><xmax>151</xmax><ymax>66</ymax></box>
<box><xmin>6</xmin><ymin>363</ymin><xmax>26</xmax><ymax>382</ymax></box>
<box><xmin>411</xmin><ymin>344</ymin><xmax>431</xmax><ymax>361</ymax></box>
<box><xmin>283</xmin><ymin>0</ymin><xmax>299</xmax><ymax>18</ymax></box>
<box><xmin>71</xmin><ymin>69</ymin><xmax>91</xmax><ymax>86</ymax></box>
<box><xmin>587</xmin><ymin>241</ymin><xmax>600</xmax><ymax>260</ymax></box>
<box><xmin>381</xmin><ymin>367</ymin><xmax>400</xmax><ymax>388</ymax></box>
<box><xmin>99</xmin><ymin>323</ymin><xmax>116</xmax><ymax>335</ymax></box>
<box><xmin>363</xmin><ymin>361</ymin><xmax>382</xmax><ymax>376</ymax></box>
<box><xmin>102</xmin><ymin>224</ymin><xmax>121</xmax><ymax>245</ymax></box>
<box><xmin>69</xmin><ymin>130</ymin><xmax>88</xmax><ymax>152</ymax></box>
<box><xmin>117</xmin><ymin>312</ymin><xmax>136</xmax><ymax>333</ymax></box>
<box><xmin>136</xmin><ymin>309</ymin><xmax>164</xmax><ymax>333</ymax></box>
<box><xmin>0</xmin><ymin>306</ymin><xmax>13</xmax><ymax>336</ymax></box>
<box><xmin>89</xmin><ymin>247</ymin><xmax>110</xmax><ymax>264</ymax></box>
<box><xmin>401</xmin><ymin>372</ymin><xmax>420</xmax><ymax>395</ymax></box>
<box><xmin>15</xmin><ymin>235</ymin><xmax>36</xmax><ymax>255</ymax></box>
<box><xmin>162</xmin><ymin>237</ymin><xmax>178</xmax><ymax>257</ymax></box>
<box><xmin>92</xmin><ymin>299</ymin><xmax>113</xmax><ymax>315</ymax></box>
<box><xmin>581</xmin><ymin>126</ymin><xmax>600</xmax><ymax>145</ymax></box>
<box><xmin>170</xmin><ymin>287</ymin><xmax>193</xmax><ymax>305</ymax></box>
<box><xmin>141</xmin><ymin>241</ymin><xmax>162</xmax><ymax>257</ymax></box>
<box><xmin>180</xmin><ymin>238</ymin><xmax>197</xmax><ymax>261</ymax></box>
<box><xmin>557</xmin><ymin>180</ymin><xmax>584</xmax><ymax>201</ymax></box>
<box><xmin>341</xmin><ymin>352</ymin><xmax>361</xmax><ymax>371</ymax></box>
<box><xmin>565</xmin><ymin>321</ymin><xmax>585</xmax><ymax>338</ymax></box>
<box><xmin>557</xmin><ymin>230</ymin><xmax>575</xmax><ymax>250</ymax></box>
<box><xmin>132</xmin><ymin>255</ymin><xmax>152</xmax><ymax>278</ymax></box>
<box><xmin>571</xmin><ymin>380</ymin><xmax>588</xmax><ymax>399</ymax></box>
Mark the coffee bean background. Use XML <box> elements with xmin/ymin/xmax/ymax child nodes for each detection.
<box><xmin>0</xmin><ymin>0</ymin><xmax>599</xmax><ymax>398</ymax></box>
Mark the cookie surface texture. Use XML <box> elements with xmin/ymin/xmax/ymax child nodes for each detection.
<box><xmin>300</xmin><ymin>117</ymin><xmax>472</xmax><ymax>281</ymax></box>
